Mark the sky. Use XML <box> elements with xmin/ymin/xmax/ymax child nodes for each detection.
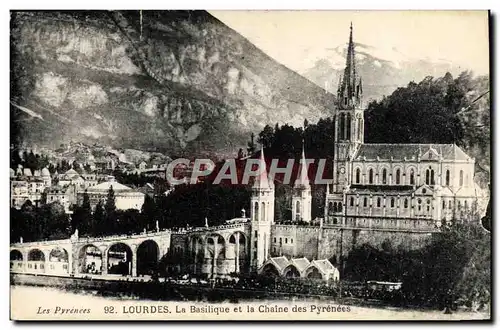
<box><xmin>210</xmin><ymin>11</ymin><xmax>490</xmax><ymax>76</ymax></box>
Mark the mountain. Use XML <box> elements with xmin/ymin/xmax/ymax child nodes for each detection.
<box><xmin>302</xmin><ymin>42</ymin><xmax>461</xmax><ymax>103</ymax></box>
<box><xmin>10</xmin><ymin>11</ymin><xmax>335</xmax><ymax>158</ymax></box>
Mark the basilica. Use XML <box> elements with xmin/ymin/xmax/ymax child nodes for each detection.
<box><xmin>240</xmin><ymin>23</ymin><xmax>486</xmax><ymax>277</ymax></box>
<box><xmin>10</xmin><ymin>24</ymin><xmax>487</xmax><ymax>283</ymax></box>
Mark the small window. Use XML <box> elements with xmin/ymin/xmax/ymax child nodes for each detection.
<box><xmin>377</xmin><ymin>197</ymin><xmax>381</xmax><ymax>207</ymax></box>
<box><xmin>363</xmin><ymin>197</ymin><xmax>368</xmax><ymax>207</ymax></box>
<box><xmin>350</xmin><ymin>197</ymin><xmax>354</xmax><ymax>207</ymax></box>
<box><xmin>404</xmin><ymin>199</ymin><xmax>408</xmax><ymax>208</ymax></box>
<box><xmin>390</xmin><ymin>198</ymin><xmax>395</xmax><ymax>208</ymax></box>
<box><xmin>285</xmin><ymin>238</ymin><xmax>288</xmax><ymax>244</ymax></box>
<box><xmin>291</xmin><ymin>239</ymin><xmax>293</xmax><ymax>244</ymax></box>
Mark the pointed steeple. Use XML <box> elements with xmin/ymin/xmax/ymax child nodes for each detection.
<box><xmin>295</xmin><ymin>141</ymin><xmax>310</xmax><ymax>187</ymax></box>
<box><xmin>253</xmin><ymin>146</ymin><xmax>271</xmax><ymax>189</ymax></box>
<box><xmin>337</xmin><ymin>23</ymin><xmax>362</xmax><ymax>109</ymax></box>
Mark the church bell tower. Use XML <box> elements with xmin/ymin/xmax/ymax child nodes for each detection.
<box><xmin>325</xmin><ymin>23</ymin><xmax>365</xmax><ymax>224</ymax></box>
<box><xmin>250</xmin><ymin>147</ymin><xmax>275</xmax><ymax>271</ymax></box>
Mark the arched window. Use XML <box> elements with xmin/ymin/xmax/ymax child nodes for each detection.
<box><xmin>459</xmin><ymin>170</ymin><xmax>464</xmax><ymax>187</ymax></box>
<box><xmin>261</xmin><ymin>202</ymin><xmax>266</xmax><ymax>222</ymax></box>
<box><xmin>339</xmin><ymin>114</ymin><xmax>345</xmax><ymax>140</ymax></box>
<box><xmin>448</xmin><ymin>200</ymin><xmax>452</xmax><ymax>209</ymax></box>
<box><xmin>346</xmin><ymin>113</ymin><xmax>351</xmax><ymax>141</ymax></box>
<box><xmin>395</xmin><ymin>169</ymin><xmax>401</xmax><ymax>185</ymax></box>
<box><xmin>426</xmin><ymin>199</ymin><xmax>431</xmax><ymax>213</ymax></box>
<box><xmin>390</xmin><ymin>198</ymin><xmax>395</xmax><ymax>208</ymax></box>
<box><xmin>410</xmin><ymin>169</ymin><xmax>415</xmax><ymax>185</ymax></box>
<box><xmin>377</xmin><ymin>197</ymin><xmax>381</xmax><ymax>207</ymax></box>
<box><xmin>357</xmin><ymin>118</ymin><xmax>362</xmax><ymax>140</ymax></box>
<box><xmin>253</xmin><ymin>202</ymin><xmax>259</xmax><ymax>221</ymax></box>
<box><xmin>338</xmin><ymin>202</ymin><xmax>343</xmax><ymax>212</ymax></box>
<box><xmin>404</xmin><ymin>198</ymin><xmax>408</xmax><ymax>208</ymax></box>
<box><xmin>350</xmin><ymin>197</ymin><xmax>354</xmax><ymax>207</ymax></box>
<box><xmin>418</xmin><ymin>199</ymin><xmax>422</xmax><ymax>211</ymax></box>
<box><xmin>382</xmin><ymin>169</ymin><xmax>387</xmax><ymax>184</ymax></box>
<box><xmin>457</xmin><ymin>201</ymin><xmax>461</xmax><ymax>209</ymax></box>
<box><xmin>295</xmin><ymin>201</ymin><xmax>300</xmax><ymax>220</ymax></box>
<box><xmin>369</xmin><ymin>169</ymin><xmax>374</xmax><ymax>184</ymax></box>
<box><xmin>464</xmin><ymin>200</ymin><xmax>468</xmax><ymax>210</ymax></box>
<box><xmin>328</xmin><ymin>202</ymin><xmax>334</xmax><ymax>215</ymax></box>
<box><xmin>445</xmin><ymin>170</ymin><xmax>450</xmax><ymax>186</ymax></box>
<box><xmin>431</xmin><ymin>169</ymin><xmax>435</xmax><ymax>185</ymax></box>
<box><xmin>355</xmin><ymin>168</ymin><xmax>361</xmax><ymax>184</ymax></box>
<box><xmin>333</xmin><ymin>202</ymin><xmax>338</xmax><ymax>213</ymax></box>
<box><xmin>442</xmin><ymin>200</ymin><xmax>445</xmax><ymax>209</ymax></box>
<box><xmin>425</xmin><ymin>169</ymin><xmax>430</xmax><ymax>185</ymax></box>
<box><xmin>363</xmin><ymin>197</ymin><xmax>368</xmax><ymax>207</ymax></box>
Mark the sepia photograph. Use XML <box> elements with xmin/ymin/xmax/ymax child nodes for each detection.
<box><xmin>9</xmin><ymin>9</ymin><xmax>491</xmax><ymax>321</ymax></box>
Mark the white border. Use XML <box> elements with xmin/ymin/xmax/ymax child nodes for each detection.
<box><xmin>1</xmin><ymin>1</ymin><xmax>498</xmax><ymax>329</ymax></box>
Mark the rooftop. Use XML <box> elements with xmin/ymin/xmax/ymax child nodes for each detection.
<box><xmin>355</xmin><ymin>144</ymin><xmax>472</xmax><ymax>162</ymax></box>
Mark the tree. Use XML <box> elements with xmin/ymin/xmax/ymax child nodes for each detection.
<box><xmin>71</xmin><ymin>190</ymin><xmax>92</xmax><ymax>235</ymax></box>
<box><xmin>93</xmin><ymin>200</ymin><xmax>105</xmax><ymax>236</ymax></box>
<box><xmin>258</xmin><ymin>124</ymin><xmax>275</xmax><ymax>149</ymax></box>
<box><xmin>104</xmin><ymin>186</ymin><xmax>117</xmax><ymax>235</ymax></box>
<box><xmin>237</xmin><ymin>148</ymin><xmax>245</xmax><ymax>159</ymax></box>
<box><xmin>141</xmin><ymin>194</ymin><xmax>157</xmax><ymax>230</ymax></box>
<box><xmin>247</xmin><ymin>132</ymin><xmax>256</xmax><ymax>155</ymax></box>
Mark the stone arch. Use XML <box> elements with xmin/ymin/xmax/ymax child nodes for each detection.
<box><xmin>48</xmin><ymin>247</ymin><xmax>69</xmax><ymax>274</ymax></box>
<box><xmin>229</xmin><ymin>231</ymin><xmax>246</xmax><ymax>246</ymax></box>
<box><xmin>137</xmin><ymin>240</ymin><xmax>160</xmax><ymax>276</ymax></box>
<box><xmin>305</xmin><ymin>265</ymin><xmax>323</xmax><ymax>280</ymax></box>
<box><xmin>107</xmin><ymin>242</ymin><xmax>133</xmax><ymax>276</ymax></box>
<box><xmin>27</xmin><ymin>248</ymin><xmax>45</xmax><ymax>273</ymax></box>
<box><xmin>10</xmin><ymin>249</ymin><xmax>23</xmax><ymax>271</ymax></box>
<box><xmin>49</xmin><ymin>247</ymin><xmax>68</xmax><ymax>262</ymax></box>
<box><xmin>28</xmin><ymin>249</ymin><xmax>45</xmax><ymax>261</ymax></box>
<box><xmin>10</xmin><ymin>249</ymin><xmax>23</xmax><ymax>261</ymax></box>
<box><xmin>78</xmin><ymin>244</ymin><xmax>102</xmax><ymax>274</ymax></box>
<box><xmin>261</xmin><ymin>263</ymin><xmax>280</xmax><ymax>277</ymax></box>
<box><xmin>283</xmin><ymin>264</ymin><xmax>300</xmax><ymax>278</ymax></box>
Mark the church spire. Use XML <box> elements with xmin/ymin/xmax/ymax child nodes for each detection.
<box><xmin>253</xmin><ymin>146</ymin><xmax>271</xmax><ymax>189</ymax></box>
<box><xmin>295</xmin><ymin>140</ymin><xmax>310</xmax><ymax>187</ymax></box>
<box><xmin>337</xmin><ymin>23</ymin><xmax>362</xmax><ymax>109</ymax></box>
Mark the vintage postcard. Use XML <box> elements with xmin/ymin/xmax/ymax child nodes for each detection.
<box><xmin>9</xmin><ymin>10</ymin><xmax>491</xmax><ymax>321</ymax></box>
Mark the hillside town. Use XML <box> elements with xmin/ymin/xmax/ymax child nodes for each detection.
<box><xmin>9</xmin><ymin>141</ymin><xmax>179</xmax><ymax>214</ymax></box>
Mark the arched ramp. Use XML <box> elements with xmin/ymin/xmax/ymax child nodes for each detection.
<box><xmin>137</xmin><ymin>240</ymin><xmax>160</xmax><ymax>276</ymax></box>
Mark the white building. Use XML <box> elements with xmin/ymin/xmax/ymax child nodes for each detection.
<box><xmin>78</xmin><ymin>180</ymin><xmax>145</xmax><ymax>211</ymax></box>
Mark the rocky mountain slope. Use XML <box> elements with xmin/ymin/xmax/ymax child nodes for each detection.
<box><xmin>303</xmin><ymin>42</ymin><xmax>462</xmax><ymax>103</ymax></box>
<box><xmin>11</xmin><ymin>11</ymin><xmax>335</xmax><ymax>158</ymax></box>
